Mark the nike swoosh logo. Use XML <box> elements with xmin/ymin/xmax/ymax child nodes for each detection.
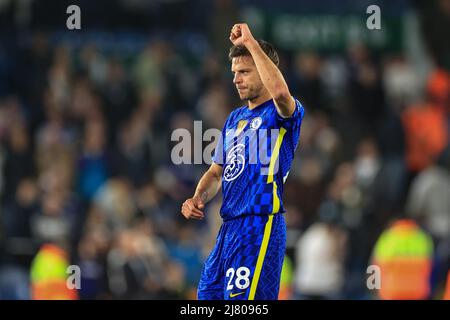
<box><xmin>229</xmin><ymin>291</ymin><xmax>245</xmax><ymax>298</ymax></box>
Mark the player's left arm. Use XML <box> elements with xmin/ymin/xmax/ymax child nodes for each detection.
<box><xmin>230</xmin><ymin>23</ymin><xmax>296</xmax><ymax>118</ymax></box>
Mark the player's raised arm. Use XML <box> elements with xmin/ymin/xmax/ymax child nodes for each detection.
<box><xmin>181</xmin><ymin>163</ymin><xmax>222</xmax><ymax>220</ymax></box>
<box><xmin>230</xmin><ymin>23</ymin><xmax>295</xmax><ymax>118</ymax></box>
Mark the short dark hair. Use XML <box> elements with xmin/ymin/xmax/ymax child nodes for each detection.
<box><xmin>229</xmin><ymin>40</ymin><xmax>279</xmax><ymax>66</ymax></box>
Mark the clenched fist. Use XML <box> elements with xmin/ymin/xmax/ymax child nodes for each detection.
<box><xmin>229</xmin><ymin>23</ymin><xmax>256</xmax><ymax>47</ymax></box>
<box><xmin>181</xmin><ymin>193</ymin><xmax>207</xmax><ymax>220</ymax></box>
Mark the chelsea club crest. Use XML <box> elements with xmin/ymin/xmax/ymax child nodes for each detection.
<box><xmin>250</xmin><ymin>117</ymin><xmax>262</xmax><ymax>130</ymax></box>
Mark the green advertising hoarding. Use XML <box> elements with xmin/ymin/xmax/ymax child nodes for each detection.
<box><xmin>242</xmin><ymin>7</ymin><xmax>404</xmax><ymax>52</ymax></box>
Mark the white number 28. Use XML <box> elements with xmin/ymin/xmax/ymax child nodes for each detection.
<box><xmin>226</xmin><ymin>266</ymin><xmax>251</xmax><ymax>290</ymax></box>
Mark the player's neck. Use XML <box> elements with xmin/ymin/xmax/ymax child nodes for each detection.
<box><xmin>247</xmin><ymin>91</ymin><xmax>272</xmax><ymax>110</ymax></box>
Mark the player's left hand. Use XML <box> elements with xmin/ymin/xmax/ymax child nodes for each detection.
<box><xmin>230</xmin><ymin>23</ymin><xmax>256</xmax><ymax>47</ymax></box>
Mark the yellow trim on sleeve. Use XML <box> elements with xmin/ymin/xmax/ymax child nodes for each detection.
<box><xmin>267</xmin><ymin>127</ymin><xmax>287</xmax><ymax>183</ymax></box>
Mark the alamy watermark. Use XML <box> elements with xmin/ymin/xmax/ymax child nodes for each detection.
<box><xmin>66</xmin><ymin>5</ymin><xmax>81</xmax><ymax>30</ymax></box>
<box><xmin>66</xmin><ymin>265</ymin><xmax>81</xmax><ymax>290</ymax></box>
<box><xmin>366</xmin><ymin>5</ymin><xmax>381</xmax><ymax>30</ymax></box>
<box><xmin>366</xmin><ymin>265</ymin><xmax>381</xmax><ymax>290</ymax></box>
<box><xmin>170</xmin><ymin>120</ymin><xmax>283</xmax><ymax>178</ymax></box>
<box><xmin>65</xmin><ymin>4</ymin><xmax>380</xmax><ymax>32</ymax></box>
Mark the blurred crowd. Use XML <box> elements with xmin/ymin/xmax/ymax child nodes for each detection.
<box><xmin>0</xmin><ymin>0</ymin><xmax>449</xmax><ymax>300</ymax></box>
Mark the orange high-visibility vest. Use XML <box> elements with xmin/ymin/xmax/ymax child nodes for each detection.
<box><xmin>401</xmin><ymin>103</ymin><xmax>448</xmax><ymax>172</ymax></box>
<box><xmin>30</xmin><ymin>244</ymin><xmax>79</xmax><ymax>300</ymax></box>
<box><xmin>278</xmin><ymin>255</ymin><xmax>293</xmax><ymax>300</ymax></box>
<box><xmin>372</xmin><ymin>219</ymin><xmax>433</xmax><ymax>300</ymax></box>
<box><xmin>443</xmin><ymin>271</ymin><xmax>450</xmax><ymax>300</ymax></box>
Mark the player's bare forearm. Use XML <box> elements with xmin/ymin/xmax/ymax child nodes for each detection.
<box><xmin>181</xmin><ymin>163</ymin><xmax>222</xmax><ymax>219</ymax></box>
<box><xmin>230</xmin><ymin>23</ymin><xmax>295</xmax><ymax>117</ymax></box>
<box><xmin>194</xmin><ymin>163</ymin><xmax>222</xmax><ymax>203</ymax></box>
<box><xmin>246</xmin><ymin>39</ymin><xmax>295</xmax><ymax>117</ymax></box>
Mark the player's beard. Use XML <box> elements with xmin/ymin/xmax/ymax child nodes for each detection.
<box><xmin>239</xmin><ymin>84</ymin><xmax>262</xmax><ymax>102</ymax></box>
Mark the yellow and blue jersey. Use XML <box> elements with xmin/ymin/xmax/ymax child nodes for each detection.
<box><xmin>213</xmin><ymin>98</ymin><xmax>305</xmax><ymax>220</ymax></box>
<box><xmin>198</xmin><ymin>98</ymin><xmax>304</xmax><ymax>300</ymax></box>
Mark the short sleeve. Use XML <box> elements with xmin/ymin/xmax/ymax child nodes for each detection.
<box><xmin>276</xmin><ymin>97</ymin><xmax>305</xmax><ymax>131</ymax></box>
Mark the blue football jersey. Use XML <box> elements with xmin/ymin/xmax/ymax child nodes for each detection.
<box><xmin>212</xmin><ymin>98</ymin><xmax>305</xmax><ymax>220</ymax></box>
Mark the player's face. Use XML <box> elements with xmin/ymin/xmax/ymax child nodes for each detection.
<box><xmin>231</xmin><ymin>56</ymin><xmax>264</xmax><ymax>101</ymax></box>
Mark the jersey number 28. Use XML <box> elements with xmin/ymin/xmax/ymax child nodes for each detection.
<box><xmin>226</xmin><ymin>267</ymin><xmax>251</xmax><ymax>290</ymax></box>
